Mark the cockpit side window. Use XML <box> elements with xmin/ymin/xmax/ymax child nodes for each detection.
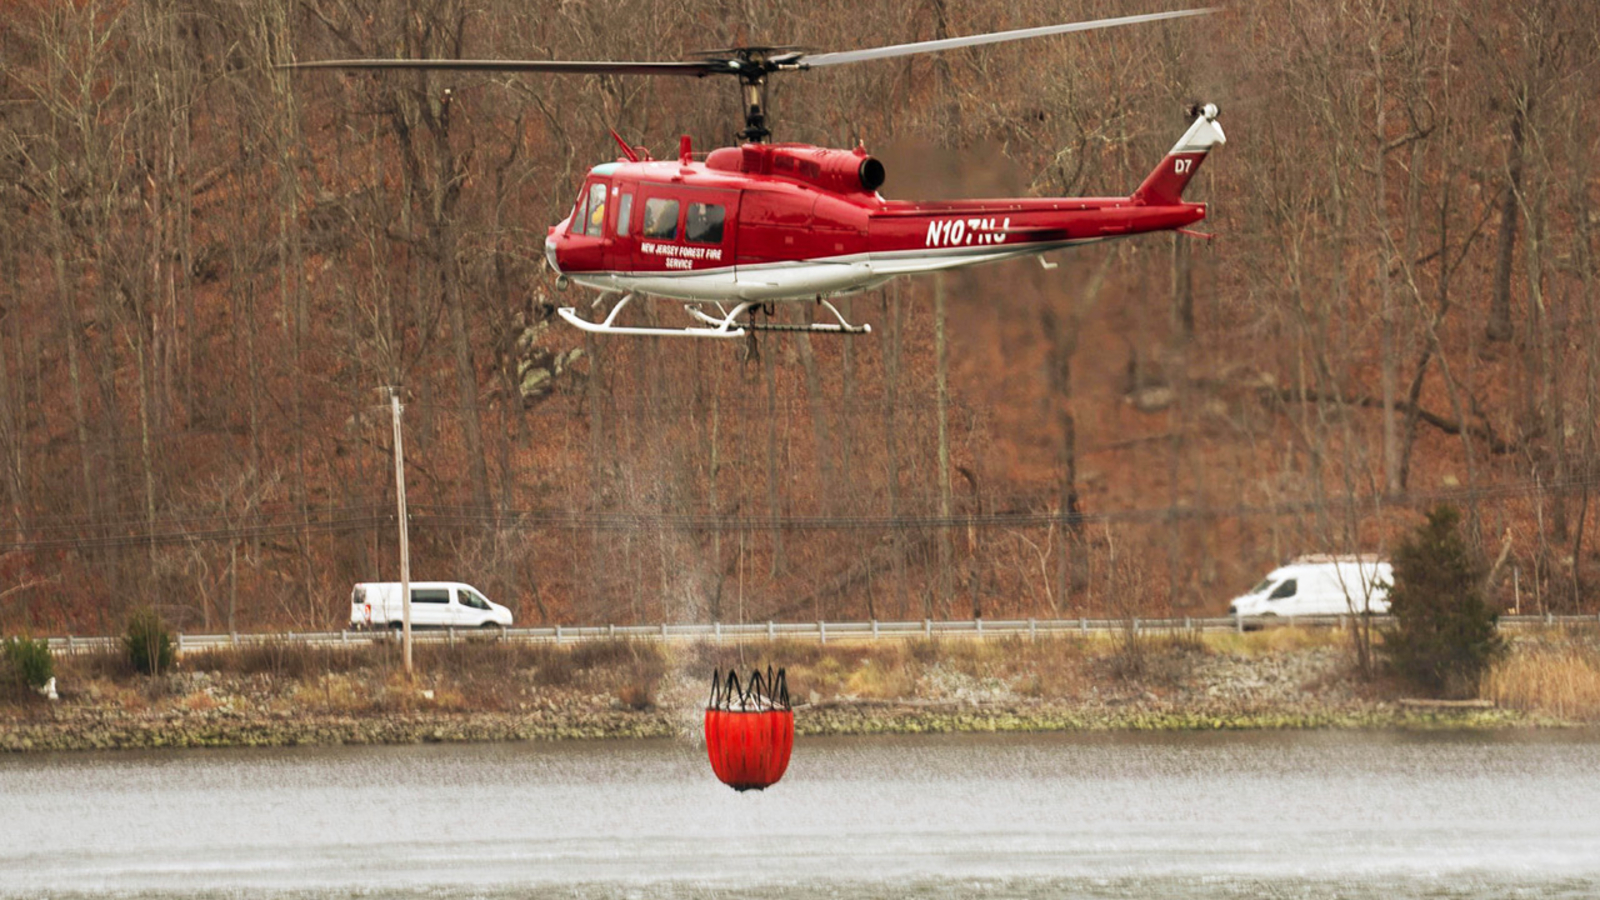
<box><xmin>616</xmin><ymin>192</ymin><xmax>634</xmax><ymax>237</ymax></box>
<box><xmin>584</xmin><ymin>182</ymin><xmax>607</xmax><ymax>237</ymax></box>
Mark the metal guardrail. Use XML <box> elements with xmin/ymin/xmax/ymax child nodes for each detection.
<box><xmin>40</xmin><ymin>612</ymin><xmax>1600</xmax><ymax>656</ymax></box>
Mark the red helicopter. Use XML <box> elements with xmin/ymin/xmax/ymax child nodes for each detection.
<box><xmin>290</xmin><ymin>8</ymin><xmax>1224</xmax><ymax>339</ymax></box>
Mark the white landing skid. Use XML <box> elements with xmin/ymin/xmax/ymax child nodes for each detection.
<box><xmin>558</xmin><ymin>295</ymin><xmax>871</xmax><ymax>339</ymax></box>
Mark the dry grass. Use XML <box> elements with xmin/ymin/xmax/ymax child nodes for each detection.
<box><xmin>964</xmin><ymin>636</ymin><xmax>1093</xmax><ymax>696</ymax></box>
<box><xmin>0</xmin><ymin>681</ymin><xmax>39</xmax><ymax>709</ymax></box>
<box><xmin>185</xmin><ymin>639</ymin><xmax>384</xmax><ymax>679</ymax></box>
<box><xmin>683</xmin><ymin>638</ymin><xmax>900</xmax><ymax>702</ymax></box>
<box><xmin>56</xmin><ymin>647</ymin><xmax>134</xmax><ymax>680</ymax></box>
<box><xmin>182</xmin><ymin>692</ymin><xmax>220</xmax><ymax>712</ymax></box>
<box><xmin>1205</xmin><ymin>626</ymin><xmax>1347</xmax><ymax>657</ymax></box>
<box><xmin>292</xmin><ymin>672</ymin><xmax>372</xmax><ymax>711</ymax></box>
<box><xmin>680</xmin><ymin>634</ymin><xmax>1107</xmax><ymax>703</ymax></box>
<box><xmin>839</xmin><ymin>658</ymin><xmax>915</xmax><ymax>698</ymax></box>
<box><xmin>1485</xmin><ymin>633</ymin><xmax>1600</xmax><ymax>720</ymax></box>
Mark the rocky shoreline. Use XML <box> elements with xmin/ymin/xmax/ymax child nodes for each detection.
<box><xmin>0</xmin><ymin>693</ymin><xmax>1549</xmax><ymax>755</ymax></box>
<box><xmin>2</xmin><ymin>631</ymin><xmax>1591</xmax><ymax>753</ymax></box>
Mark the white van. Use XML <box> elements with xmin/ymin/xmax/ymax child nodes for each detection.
<box><xmin>350</xmin><ymin>582</ymin><xmax>513</xmax><ymax>630</ymax></box>
<box><xmin>1227</xmin><ymin>556</ymin><xmax>1392</xmax><ymax>618</ymax></box>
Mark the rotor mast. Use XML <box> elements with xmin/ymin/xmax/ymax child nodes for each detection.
<box><xmin>722</xmin><ymin>48</ymin><xmax>802</xmax><ymax>144</ymax></box>
<box><xmin>738</xmin><ymin>73</ymin><xmax>770</xmax><ymax>143</ymax></box>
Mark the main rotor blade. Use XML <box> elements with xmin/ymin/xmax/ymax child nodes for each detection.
<box><xmin>280</xmin><ymin>58</ymin><xmax>728</xmax><ymax>77</ymax></box>
<box><xmin>800</xmin><ymin>8</ymin><xmax>1217</xmax><ymax>68</ymax></box>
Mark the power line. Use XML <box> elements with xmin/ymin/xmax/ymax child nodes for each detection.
<box><xmin>0</xmin><ymin>512</ymin><xmax>392</xmax><ymax>554</ymax></box>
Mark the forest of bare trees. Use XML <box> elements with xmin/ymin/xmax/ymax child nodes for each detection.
<box><xmin>0</xmin><ymin>0</ymin><xmax>1595</xmax><ymax>634</ymax></box>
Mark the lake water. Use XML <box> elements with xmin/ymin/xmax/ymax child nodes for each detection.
<box><xmin>2</xmin><ymin>730</ymin><xmax>1598</xmax><ymax>898</ymax></box>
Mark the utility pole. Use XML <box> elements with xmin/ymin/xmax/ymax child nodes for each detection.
<box><xmin>935</xmin><ymin>275</ymin><xmax>953</xmax><ymax>618</ymax></box>
<box><xmin>390</xmin><ymin>386</ymin><xmax>413</xmax><ymax>675</ymax></box>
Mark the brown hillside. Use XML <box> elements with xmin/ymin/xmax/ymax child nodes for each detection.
<box><xmin>0</xmin><ymin>0</ymin><xmax>1595</xmax><ymax>634</ymax></box>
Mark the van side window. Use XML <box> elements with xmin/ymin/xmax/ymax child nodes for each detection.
<box><xmin>616</xmin><ymin>192</ymin><xmax>633</xmax><ymax>237</ymax></box>
<box><xmin>643</xmin><ymin>198</ymin><xmax>678</xmax><ymax>239</ymax></box>
<box><xmin>686</xmin><ymin>202</ymin><xmax>725</xmax><ymax>243</ymax></box>
<box><xmin>1268</xmin><ymin>579</ymin><xmax>1297</xmax><ymax>600</ymax></box>
<box><xmin>412</xmin><ymin>589</ymin><xmax>450</xmax><ymax>604</ymax></box>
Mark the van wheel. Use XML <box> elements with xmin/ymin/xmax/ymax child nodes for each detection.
<box><xmin>390</xmin><ymin>621</ymin><xmax>404</xmax><ymax>631</ymax></box>
<box><xmin>480</xmin><ymin>622</ymin><xmax>506</xmax><ymax>639</ymax></box>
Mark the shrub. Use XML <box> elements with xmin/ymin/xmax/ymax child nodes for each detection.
<box><xmin>124</xmin><ymin>608</ymin><xmax>175</xmax><ymax>676</ymax></box>
<box><xmin>3</xmin><ymin>635</ymin><xmax>54</xmax><ymax>689</ymax></box>
<box><xmin>1108</xmin><ymin>623</ymin><xmax>1148</xmax><ymax>683</ymax></box>
<box><xmin>1382</xmin><ymin>505</ymin><xmax>1505</xmax><ymax>697</ymax></box>
<box><xmin>617</xmin><ymin>680</ymin><xmax>655</xmax><ymax>710</ymax></box>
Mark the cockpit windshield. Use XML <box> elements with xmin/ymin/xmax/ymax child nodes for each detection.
<box><xmin>569</xmin><ymin>187</ymin><xmax>587</xmax><ymax>235</ymax></box>
<box><xmin>568</xmin><ymin>181</ymin><xmax>608</xmax><ymax>237</ymax></box>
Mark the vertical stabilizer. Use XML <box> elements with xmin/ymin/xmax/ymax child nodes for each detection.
<box><xmin>1132</xmin><ymin>103</ymin><xmax>1225</xmax><ymax>205</ymax></box>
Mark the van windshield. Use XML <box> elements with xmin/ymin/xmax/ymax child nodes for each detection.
<box><xmin>1249</xmin><ymin>578</ymin><xmax>1274</xmax><ymax>594</ymax></box>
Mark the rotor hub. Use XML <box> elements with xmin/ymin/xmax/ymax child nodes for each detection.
<box><xmin>710</xmin><ymin>48</ymin><xmax>805</xmax><ymax>143</ymax></box>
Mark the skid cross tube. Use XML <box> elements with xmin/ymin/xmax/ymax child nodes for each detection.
<box><xmin>558</xmin><ymin>295</ymin><xmax>751</xmax><ymax>338</ymax></box>
<box><xmin>560</xmin><ymin>297</ymin><xmax>870</xmax><ymax>339</ymax></box>
<box><xmin>687</xmin><ymin>299</ymin><xmax>870</xmax><ymax>335</ymax></box>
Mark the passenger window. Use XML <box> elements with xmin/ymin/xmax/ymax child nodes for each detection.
<box><xmin>642</xmin><ymin>198</ymin><xmax>679</xmax><ymax>240</ymax></box>
<box><xmin>585</xmin><ymin>182</ymin><xmax>607</xmax><ymax>237</ymax></box>
<box><xmin>412</xmin><ymin>589</ymin><xmax>450</xmax><ymax>604</ymax></box>
<box><xmin>616</xmin><ymin>192</ymin><xmax>633</xmax><ymax>237</ymax></box>
<box><xmin>1268</xmin><ymin>579</ymin><xmax>1297</xmax><ymax>600</ymax></box>
<box><xmin>686</xmin><ymin>202</ymin><xmax>725</xmax><ymax>244</ymax></box>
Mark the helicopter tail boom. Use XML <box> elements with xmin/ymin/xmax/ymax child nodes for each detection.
<box><xmin>1131</xmin><ymin>103</ymin><xmax>1225</xmax><ymax>207</ymax></box>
